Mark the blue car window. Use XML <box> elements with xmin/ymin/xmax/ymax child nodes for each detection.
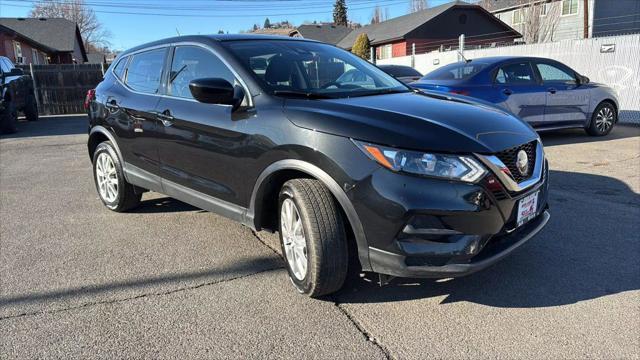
<box><xmin>536</xmin><ymin>63</ymin><xmax>576</xmax><ymax>83</ymax></box>
<box><xmin>496</xmin><ymin>62</ymin><xmax>536</xmax><ymax>85</ymax></box>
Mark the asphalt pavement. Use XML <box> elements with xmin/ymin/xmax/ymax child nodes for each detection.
<box><xmin>1</xmin><ymin>116</ymin><xmax>639</xmax><ymax>359</ymax></box>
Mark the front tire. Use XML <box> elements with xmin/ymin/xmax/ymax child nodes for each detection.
<box><xmin>24</xmin><ymin>94</ymin><xmax>38</xmax><ymax>122</ymax></box>
<box><xmin>586</xmin><ymin>102</ymin><xmax>616</xmax><ymax>136</ymax></box>
<box><xmin>278</xmin><ymin>179</ymin><xmax>348</xmax><ymax>297</ymax></box>
<box><xmin>92</xmin><ymin>141</ymin><xmax>141</xmax><ymax>212</ymax></box>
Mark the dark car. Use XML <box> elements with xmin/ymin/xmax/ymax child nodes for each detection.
<box><xmin>87</xmin><ymin>35</ymin><xmax>550</xmax><ymax>297</ymax></box>
<box><xmin>378</xmin><ymin>64</ymin><xmax>423</xmax><ymax>84</ymax></box>
<box><xmin>411</xmin><ymin>56</ymin><xmax>619</xmax><ymax>136</ymax></box>
<box><xmin>0</xmin><ymin>56</ymin><xmax>38</xmax><ymax>134</ymax></box>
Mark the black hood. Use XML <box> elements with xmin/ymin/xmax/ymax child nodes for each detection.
<box><xmin>283</xmin><ymin>91</ymin><xmax>538</xmax><ymax>154</ymax></box>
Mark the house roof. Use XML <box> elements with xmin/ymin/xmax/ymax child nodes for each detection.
<box><xmin>337</xmin><ymin>1</ymin><xmax>465</xmax><ymax>48</ymax></box>
<box><xmin>250</xmin><ymin>28</ymin><xmax>296</xmax><ymax>36</ymax></box>
<box><xmin>295</xmin><ymin>24</ymin><xmax>352</xmax><ymax>45</ymax></box>
<box><xmin>0</xmin><ymin>17</ymin><xmax>87</xmax><ymax>61</ymax></box>
<box><xmin>479</xmin><ymin>0</ymin><xmax>548</xmax><ymax>13</ymax></box>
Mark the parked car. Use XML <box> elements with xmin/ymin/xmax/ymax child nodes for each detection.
<box><xmin>87</xmin><ymin>35</ymin><xmax>550</xmax><ymax>297</ymax></box>
<box><xmin>411</xmin><ymin>56</ymin><xmax>619</xmax><ymax>136</ymax></box>
<box><xmin>0</xmin><ymin>56</ymin><xmax>38</xmax><ymax>134</ymax></box>
<box><xmin>378</xmin><ymin>64</ymin><xmax>423</xmax><ymax>84</ymax></box>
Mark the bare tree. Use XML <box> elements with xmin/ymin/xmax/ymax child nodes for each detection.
<box><xmin>409</xmin><ymin>0</ymin><xmax>428</xmax><ymax>13</ymax></box>
<box><xmin>519</xmin><ymin>0</ymin><xmax>561</xmax><ymax>43</ymax></box>
<box><xmin>371</xmin><ymin>5</ymin><xmax>389</xmax><ymax>24</ymax></box>
<box><xmin>29</xmin><ymin>0</ymin><xmax>111</xmax><ymax>50</ymax></box>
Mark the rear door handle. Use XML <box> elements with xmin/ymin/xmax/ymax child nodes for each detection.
<box><xmin>156</xmin><ymin>110</ymin><xmax>174</xmax><ymax>126</ymax></box>
<box><xmin>502</xmin><ymin>88</ymin><xmax>513</xmax><ymax>96</ymax></box>
<box><xmin>547</xmin><ymin>87</ymin><xmax>557</xmax><ymax>94</ymax></box>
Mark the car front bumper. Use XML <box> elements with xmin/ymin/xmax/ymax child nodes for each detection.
<box><xmin>348</xmin><ymin>160</ymin><xmax>550</xmax><ymax>278</ymax></box>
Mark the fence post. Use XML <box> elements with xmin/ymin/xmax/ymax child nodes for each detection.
<box><xmin>411</xmin><ymin>43</ymin><xmax>416</xmax><ymax>68</ymax></box>
<box><xmin>370</xmin><ymin>47</ymin><xmax>375</xmax><ymax>64</ymax></box>
<box><xmin>458</xmin><ymin>34</ymin><xmax>465</xmax><ymax>61</ymax></box>
<box><xmin>29</xmin><ymin>63</ymin><xmax>40</xmax><ymax>111</ymax></box>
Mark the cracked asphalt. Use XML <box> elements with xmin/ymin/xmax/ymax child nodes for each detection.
<box><xmin>1</xmin><ymin>116</ymin><xmax>639</xmax><ymax>359</ymax></box>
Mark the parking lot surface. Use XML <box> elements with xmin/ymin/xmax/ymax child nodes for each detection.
<box><xmin>1</xmin><ymin>116</ymin><xmax>639</xmax><ymax>359</ymax></box>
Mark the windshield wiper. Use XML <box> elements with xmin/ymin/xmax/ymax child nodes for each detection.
<box><xmin>272</xmin><ymin>90</ymin><xmax>333</xmax><ymax>99</ymax></box>
<box><xmin>347</xmin><ymin>88</ymin><xmax>410</xmax><ymax>98</ymax></box>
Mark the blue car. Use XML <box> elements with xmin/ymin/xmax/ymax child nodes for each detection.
<box><xmin>411</xmin><ymin>56</ymin><xmax>619</xmax><ymax>136</ymax></box>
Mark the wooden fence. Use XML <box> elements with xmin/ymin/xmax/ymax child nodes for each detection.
<box><xmin>18</xmin><ymin>64</ymin><xmax>105</xmax><ymax>115</ymax></box>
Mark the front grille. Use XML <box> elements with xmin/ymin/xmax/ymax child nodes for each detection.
<box><xmin>495</xmin><ymin>141</ymin><xmax>537</xmax><ymax>183</ymax></box>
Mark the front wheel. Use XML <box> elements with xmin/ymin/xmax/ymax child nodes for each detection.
<box><xmin>586</xmin><ymin>102</ymin><xmax>616</xmax><ymax>136</ymax></box>
<box><xmin>92</xmin><ymin>141</ymin><xmax>141</xmax><ymax>212</ymax></box>
<box><xmin>278</xmin><ymin>179</ymin><xmax>349</xmax><ymax>297</ymax></box>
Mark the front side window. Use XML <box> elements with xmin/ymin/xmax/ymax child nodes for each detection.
<box><xmin>422</xmin><ymin>62</ymin><xmax>489</xmax><ymax>81</ymax></box>
<box><xmin>168</xmin><ymin>46</ymin><xmax>236</xmax><ymax>99</ymax></box>
<box><xmin>495</xmin><ymin>62</ymin><xmax>536</xmax><ymax>85</ymax></box>
<box><xmin>562</xmin><ymin>0</ymin><xmax>578</xmax><ymax>15</ymax></box>
<box><xmin>536</xmin><ymin>63</ymin><xmax>576</xmax><ymax>83</ymax></box>
<box><xmin>125</xmin><ymin>49</ymin><xmax>165</xmax><ymax>94</ymax></box>
<box><xmin>221</xmin><ymin>40</ymin><xmax>407</xmax><ymax>99</ymax></box>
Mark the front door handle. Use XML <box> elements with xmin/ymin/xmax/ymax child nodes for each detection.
<box><xmin>547</xmin><ymin>87</ymin><xmax>557</xmax><ymax>94</ymax></box>
<box><xmin>502</xmin><ymin>88</ymin><xmax>513</xmax><ymax>96</ymax></box>
<box><xmin>156</xmin><ymin>110</ymin><xmax>174</xmax><ymax>126</ymax></box>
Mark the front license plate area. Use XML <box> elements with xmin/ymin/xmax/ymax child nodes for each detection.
<box><xmin>517</xmin><ymin>191</ymin><xmax>539</xmax><ymax>227</ymax></box>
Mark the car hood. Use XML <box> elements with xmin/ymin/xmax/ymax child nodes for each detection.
<box><xmin>283</xmin><ymin>91</ymin><xmax>537</xmax><ymax>154</ymax></box>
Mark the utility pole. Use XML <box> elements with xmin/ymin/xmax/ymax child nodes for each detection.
<box><xmin>583</xmin><ymin>0</ymin><xmax>589</xmax><ymax>38</ymax></box>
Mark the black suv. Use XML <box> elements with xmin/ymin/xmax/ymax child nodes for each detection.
<box><xmin>0</xmin><ymin>56</ymin><xmax>38</xmax><ymax>133</ymax></box>
<box><xmin>87</xmin><ymin>35</ymin><xmax>550</xmax><ymax>297</ymax></box>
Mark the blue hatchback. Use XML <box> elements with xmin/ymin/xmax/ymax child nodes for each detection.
<box><xmin>411</xmin><ymin>56</ymin><xmax>619</xmax><ymax>136</ymax></box>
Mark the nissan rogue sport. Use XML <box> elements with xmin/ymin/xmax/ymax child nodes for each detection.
<box><xmin>87</xmin><ymin>35</ymin><xmax>550</xmax><ymax>297</ymax></box>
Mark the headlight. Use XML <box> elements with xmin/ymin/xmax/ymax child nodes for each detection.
<box><xmin>353</xmin><ymin>140</ymin><xmax>487</xmax><ymax>183</ymax></box>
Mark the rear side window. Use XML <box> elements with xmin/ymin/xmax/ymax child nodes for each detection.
<box><xmin>125</xmin><ymin>48</ymin><xmax>166</xmax><ymax>94</ymax></box>
<box><xmin>168</xmin><ymin>45</ymin><xmax>236</xmax><ymax>99</ymax></box>
<box><xmin>384</xmin><ymin>66</ymin><xmax>422</xmax><ymax>78</ymax></box>
<box><xmin>422</xmin><ymin>62</ymin><xmax>488</xmax><ymax>81</ymax></box>
<box><xmin>495</xmin><ymin>62</ymin><xmax>536</xmax><ymax>85</ymax></box>
<box><xmin>112</xmin><ymin>56</ymin><xmax>128</xmax><ymax>79</ymax></box>
<box><xmin>536</xmin><ymin>63</ymin><xmax>576</xmax><ymax>83</ymax></box>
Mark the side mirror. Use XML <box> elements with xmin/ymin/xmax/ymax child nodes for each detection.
<box><xmin>577</xmin><ymin>74</ymin><xmax>590</xmax><ymax>85</ymax></box>
<box><xmin>189</xmin><ymin>78</ymin><xmax>244</xmax><ymax>110</ymax></box>
<box><xmin>1</xmin><ymin>68</ymin><xmax>23</xmax><ymax>80</ymax></box>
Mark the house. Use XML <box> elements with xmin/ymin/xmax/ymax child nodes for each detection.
<box><xmin>0</xmin><ymin>18</ymin><xmax>88</xmax><ymax>64</ymax></box>
<box><xmin>290</xmin><ymin>24</ymin><xmax>352</xmax><ymax>45</ymax></box>
<box><xmin>480</xmin><ymin>0</ymin><xmax>640</xmax><ymax>42</ymax></box>
<box><xmin>336</xmin><ymin>1</ymin><xmax>521</xmax><ymax>60</ymax></box>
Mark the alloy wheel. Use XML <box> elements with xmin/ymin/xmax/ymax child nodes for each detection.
<box><xmin>95</xmin><ymin>152</ymin><xmax>118</xmax><ymax>203</ymax></box>
<box><xmin>281</xmin><ymin>198</ymin><xmax>308</xmax><ymax>280</ymax></box>
<box><xmin>595</xmin><ymin>106</ymin><xmax>614</xmax><ymax>133</ymax></box>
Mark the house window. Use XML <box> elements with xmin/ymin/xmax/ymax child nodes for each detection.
<box><xmin>13</xmin><ymin>41</ymin><xmax>23</xmax><ymax>64</ymax></box>
<box><xmin>562</xmin><ymin>0</ymin><xmax>578</xmax><ymax>15</ymax></box>
<box><xmin>379</xmin><ymin>44</ymin><xmax>392</xmax><ymax>60</ymax></box>
<box><xmin>512</xmin><ymin>8</ymin><xmax>524</xmax><ymax>25</ymax></box>
<box><xmin>541</xmin><ymin>2</ymin><xmax>549</xmax><ymax>16</ymax></box>
<box><xmin>31</xmin><ymin>49</ymin><xmax>39</xmax><ymax>65</ymax></box>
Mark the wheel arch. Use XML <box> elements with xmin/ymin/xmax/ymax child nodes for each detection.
<box><xmin>248</xmin><ymin>159</ymin><xmax>372</xmax><ymax>272</ymax></box>
<box><xmin>88</xmin><ymin>126</ymin><xmax>124</xmax><ymax>164</ymax></box>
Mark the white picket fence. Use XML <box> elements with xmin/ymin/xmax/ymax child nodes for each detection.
<box><xmin>377</xmin><ymin>34</ymin><xmax>640</xmax><ymax>124</ymax></box>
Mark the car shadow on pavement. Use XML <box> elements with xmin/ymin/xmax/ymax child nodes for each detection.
<box><xmin>0</xmin><ymin>256</ymin><xmax>283</xmax><ymax>309</ymax></box>
<box><xmin>540</xmin><ymin>124</ymin><xmax>639</xmax><ymax>147</ymax></box>
<box><xmin>334</xmin><ymin>170</ymin><xmax>640</xmax><ymax>308</ymax></box>
<box><xmin>0</xmin><ymin>115</ymin><xmax>88</xmax><ymax>139</ymax></box>
<box><xmin>133</xmin><ymin>197</ymin><xmax>203</xmax><ymax>213</ymax></box>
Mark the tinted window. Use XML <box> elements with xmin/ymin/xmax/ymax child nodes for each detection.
<box><xmin>112</xmin><ymin>56</ymin><xmax>128</xmax><ymax>79</ymax></box>
<box><xmin>221</xmin><ymin>40</ymin><xmax>407</xmax><ymax>98</ymax></box>
<box><xmin>422</xmin><ymin>62</ymin><xmax>488</xmax><ymax>81</ymax></box>
<box><xmin>495</xmin><ymin>62</ymin><xmax>536</xmax><ymax>85</ymax></box>
<box><xmin>125</xmin><ymin>49</ymin><xmax>165</xmax><ymax>94</ymax></box>
<box><xmin>168</xmin><ymin>46</ymin><xmax>235</xmax><ymax>99</ymax></box>
<box><xmin>382</xmin><ymin>66</ymin><xmax>422</xmax><ymax>78</ymax></box>
<box><xmin>536</xmin><ymin>63</ymin><xmax>576</xmax><ymax>83</ymax></box>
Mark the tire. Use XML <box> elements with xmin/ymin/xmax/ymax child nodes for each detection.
<box><xmin>0</xmin><ymin>101</ymin><xmax>18</xmax><ymax>134</ymax></box>
<box><xmin>92</xmin><ymin>141</ymin><xmax>141</xmax><ymax>212</ymax></box>
<box><xmin>586</xmin><ymin>102</ymin><xmax>616</xmax><ymax>136</ymax></box>
<box><xmin>24</xmin><ymin>94</ymin><xmax>38</xmax><ymax>122</ymax></box>
<box><xmin>278</xmin><ymin>178</ymin><xmax>348</xmax><ymax>297</ymax></box>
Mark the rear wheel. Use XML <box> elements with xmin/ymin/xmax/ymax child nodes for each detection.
<box><xmin>278</xmin><ymin>179</ymin><xmax>348</xmax><ymax>297</ymax></box>
<box><xmin>0</xmin><ymin>101</ymin><xmax>17</xmax><ymax>134</ymax></box>
<box><xmin>92</xmin><ymin>141</ymin><xmax>141</xmax><ymax>212</ymax></box>
<box><xmin>24</xmin><ymin>94</ymin><xmax>38</xmax><ymax>122</ymax></box>
<box><xmin>586</xmin><ymin>102</ymin><xmax>616</xmax><ymax>136</ymax></box>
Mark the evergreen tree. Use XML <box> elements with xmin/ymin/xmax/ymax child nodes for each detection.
<box><xmin>352</xmin><ymin>33</ymin><xmax>371</xmax><ymax>60</ymax></box>
<box><xmin>253</xmin><ymin>24</ymin><xmax>259</xmax><ymax>31</ymax></box>
<box><xmin>264</xmin><ymin>18</ymin><xmax>271</xmax><ymax>29</ymax></box>
<box><xmin>333</xmin><ymin>0</ymin><xmax>348</xmax><ymax>26</ymax></box>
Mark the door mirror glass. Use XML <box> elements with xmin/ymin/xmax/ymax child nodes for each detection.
<box><xmin>189</xmin><ymin>77</ymin><xmax>244</xmax><ymax>109</ymax></box>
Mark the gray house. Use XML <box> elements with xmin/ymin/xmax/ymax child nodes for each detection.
<box><xmin>481</xmin><ymin>0</ymin><xmax>640</xmax><ymax>43</ymax></box>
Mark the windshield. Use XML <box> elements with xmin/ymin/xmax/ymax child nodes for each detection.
<box><xmin>421</xmin><ymin>62</ymin><xmax>489</xmax><ymax>81</ymax></box>
<box><xmin>221</xmin><ymin>40</ymin><xmax>409</xmax><ymax>98</ymax></box>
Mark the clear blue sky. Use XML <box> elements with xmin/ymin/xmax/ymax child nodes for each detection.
<box><xmin>0</xmin><ymin>0</ymin><xmax>456</xmax><ymax>50</ymax></box>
